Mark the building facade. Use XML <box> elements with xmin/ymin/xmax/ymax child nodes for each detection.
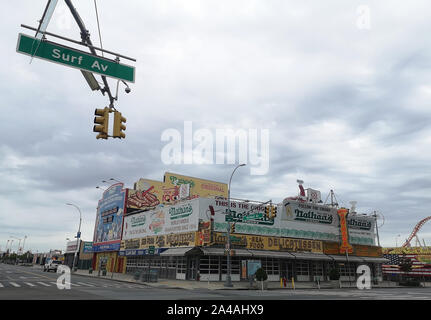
<box><xmin>92</xmin><ymin>174</ymin><xmax>387</xmax><ymax>283</ymax></box>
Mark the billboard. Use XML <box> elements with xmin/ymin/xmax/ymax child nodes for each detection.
<box><xmin>93</xmin><ymin>183</ymin><xmax>127</xmax><ymax>251</ymax></box>
<box><xmin>122</xmin><ymin>198</ymin><xmax>200</xmax><ymax>240</ymax></box>
<box><xmin>200</xmin><ymin>198</ymin><xmax>376</xmax><ymax>245</ymax></box>
<box><xmin>65</xmin><ymin>240</ymin><xmax>78</xmax><ymax>253</ymax></box>
<box><xmin>126</xmin><ymin>172</ymin><xmax>228</xmax><ymax>211</ymax></box>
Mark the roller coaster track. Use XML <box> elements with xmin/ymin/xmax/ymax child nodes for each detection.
<box><xmin>402</xmin><ymin>216</ymin><xmax>431</xmax><ymax>247</ymax></box>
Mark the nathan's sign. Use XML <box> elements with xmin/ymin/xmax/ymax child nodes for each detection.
<box><xmin>169</xmin><ymin>203</ymin><xmax>193</xmax><ymax>220</ymax></box>
<box><xmin>225</xmin><ymin>210</ymin><xmax>274</xmax><ymax>226</ymax></box>
<box><xmin>283</xmin><ymin>201</ymin><xmax>337</xmax><ymax>226</ymax></box>
<box><xmin>347</xmin><ymin>217</ymin><xmax>373</xmax><ymax>231</ymax></box>
<box><xmin>213</xmin><ymin>233</ymin><xmax>323</xmax><ymax>253</ymax></box>
<box><xmin>121</xmin><ymin>231</ymin><xmax>198</xmax><ymax>250</ymax></box>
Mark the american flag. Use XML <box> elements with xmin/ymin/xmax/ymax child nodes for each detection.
<box><xmin>382</xmin><ymin>254</ymin><xmax>431</xmax><ymax>277</ymax></box>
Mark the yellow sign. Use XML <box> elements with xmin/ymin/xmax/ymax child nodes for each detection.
<box><xmin>383</xmin><ymin>247</ymin><xmax>431</xmax><ymax>255</ymax></box>
<box><xmin>127</xmin><ymin>173</ymin><xmax>228</xmax><ymax>210</ymax></box>
<box><xmin>164</xmin><ymin>172</ymin><xmax>227</xmax><ymax>198</ymax></box>
<box><xmin>213</xmin><ymin>232</ymin><xmax>323</xmax><ymax>253</ymax></box>
<box><xmin>121</xmin><ymin>231</ymin><xmax>198</xmax><ymax>250</ymax></box>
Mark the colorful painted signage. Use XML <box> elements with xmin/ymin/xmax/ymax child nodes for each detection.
<box><xmin>82</xmin><ymin>242</ymin><xmax>94</xmax><ymax>253</ymax></box>
<box><xmin>120</xmin><ymin>231</ymin><xmax>198</xmax><ymax>251</ymax></box>
<box><xmin>337</xmin><ymin>208</ymin><xmax>353</xmax><ymax>254</ymax></box>
<box><xmin>202</xmin><ymin>198</ymin><xmax>341</xmax><ymax>242</ymax></box>
<box><xmin>127</xmin><ymin>173</ymin><xmax>228</xmax><ymax>211</ymax></box>
<box><xmin>213</xmin><ymin>232</ymin><xmax>323</xmax><ymax>253</ymax></box>
<box><xmin>93</xmin><ymin>183</ymin><xmax>126</xmax><ymax>250</ymax></box>
<box><xmin>122</xmin><ymin>198</ymin><xmax>200</xmax><ymax>240</ymax></box>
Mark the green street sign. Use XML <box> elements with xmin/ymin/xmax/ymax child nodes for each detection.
<box><xmin>16</xmin><ymin>33</ymin><xmax>135</xmax><ymax>83</ymax></box>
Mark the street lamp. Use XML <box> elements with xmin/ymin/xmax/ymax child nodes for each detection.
<box><xmin>66</xmin><ymin>203</ymin><xmax>82</xmax><ymax>272</ymax></box>
<box><xmin>225</xmin><ymin>163</ymin><xmax>246</xmax><ymax>288</ymax></box>
<box><xmin>96</xmin><ymin>186</ymin><xmax>106</xmax><ymax>191</ymax></box>
<box><xmin>109</xmin><ymin>178</ymin><xmax>122</xmax><ymax>183</ymax></box>
<box><xmin>396</xmin><ymin>234</ymin><xmax>401</xmax><ymax>248</ymax></box>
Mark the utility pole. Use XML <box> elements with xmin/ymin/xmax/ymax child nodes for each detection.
<box><xmin>64</xmin><ymin>0</ymin><xmax>115</xmax><ymax>107</ymax></box>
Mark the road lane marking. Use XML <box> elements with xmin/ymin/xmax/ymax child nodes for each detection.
<box><xmin>77</xmin><ymin>282</ymin><xmax>95</xmax><ymax>287</ymax></box>
<box><xmin>9</xmin><ymin>282</ymin><xmax>20</xmax><ymax>287</ymax></box>
<box><xmin>37</xmin><ymin>282</ymin><xmax>51</xmax><ymax>287</ymax></box>
<box><xmin>24</xmin><ymin>282</ymin><xmax>36</xmax><ymax>287</ymax></box>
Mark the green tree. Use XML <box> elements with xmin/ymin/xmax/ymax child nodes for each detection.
<box><xmin>255</xmin><ymin>267</ymin><xmax>268</xmax><ymax>281</ymax></box>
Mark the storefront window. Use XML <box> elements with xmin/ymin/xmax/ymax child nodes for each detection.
<box><xmin>177</xmin><ymin>257</ymin><xmax>186</xmax><ymax>274</ymax></box>
<box><xmin>296</xmin><ymin>261</ymin><xmax>310</xmax><ymax>276</ymax></box>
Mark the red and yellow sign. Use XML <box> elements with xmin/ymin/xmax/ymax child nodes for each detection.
<box><xmin>337</xmin><ymin>208</ymin><xmax>353</xmax><ymax>254</ymax></box>
<box><xmin>127</xmin><ymin>172</ymin><xmax>228</xmax><ymax>210</ymax></box>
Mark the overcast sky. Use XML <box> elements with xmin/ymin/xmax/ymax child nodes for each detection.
<box><xmin>1</xmin><ymin>0</ymin><xmax>431</xmax><ymax>253</ymax></box>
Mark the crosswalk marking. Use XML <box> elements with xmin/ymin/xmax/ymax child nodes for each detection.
<box><xmin>9</xmin><ymin>282</ymin><xmax>20</xmax><ymax>287</ymax></box>
<box><xmin>0</xmin><ymin>283</ymin><xmax>3</xmax><ymax>288</ymax></box>
<box><xmin>24</xmin><ymin>282</ymin><xmax>36</xmax><ymax>287</ymax></box>
<box><xmin>36</xmin><ymin>282</ymin><xmax>50</xmax><ymax>287</ymax></box>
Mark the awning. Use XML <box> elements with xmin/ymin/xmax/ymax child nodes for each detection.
<box><xmin>249</xmin><ymin>250</ymin><xmax>296</xmax><ymax>259</ymax></box>
<box><xmin>290</xmin><ymin>252</ymin><xmax>333</xmax><ymax>261</ymax></box>
<box><xmin>200</xmin><ymin>247</ymin><xmax>253</xmax><ymax>257</ymax></box>
<box><xmin>361</xmin><ymin>257</ymin><xmax>390</xmax><ymax>263</ymax></box>
<box><xmin>159</xmin><ymin>247</ymin><xmax>195</xmax><ymax>256</ymax></box>
<box><xmin>326</xmin><ymin>255</ymin><xmax>364</xmax><ymax>262</ymax></box>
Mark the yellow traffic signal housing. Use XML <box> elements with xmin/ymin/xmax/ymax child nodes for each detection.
<box><xmin>264</xmin><ymin>206</ymin><xmax>270</xmax><ymax>218</ymax></box>
<box><xmin>113</xmin><ymin>111</ymin><xmax>126</xmax><ymax>139</ymax></box>
<box><xmin>271</xmin><ymin>206</ymin><xmax>278</xmax><ymax>219</ymax></box>
<box><xmin>93</xmin><ymin>107</ymin><xmax>109</xmax><ymax>139</ymax></box>
<box><xmin>230</xmin><ymin>224</ymin><xmax>236</xmax><ymax>233</ymax></box>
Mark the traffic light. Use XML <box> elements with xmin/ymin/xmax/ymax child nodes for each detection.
<box><xmin>230</xmin><ymin>224</ymin><xmax>236</xmax><ymax>233</ymax></box>
<box><xmin>264</xmin><ymin>206</ymin><xmax>270</xmax><ymax>218</ymax></box>
<box><xmin>93</xmin><ymin>107</ymin><xmax>109</xmax><ymax>139</ymax></box>
<box><xmin>270</xmin><ymin>206</ymin><xmax>278</xmax><ymax>219</ymax></box>
<box><xmin>113</xmin><ymin>111</ymin><xmax>126</xmax><ymax>139</ymax></box>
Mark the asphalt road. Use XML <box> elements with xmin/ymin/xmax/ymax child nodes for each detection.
<box><xmin>1</xmin><ymin>263</ymin><xmax>431</xmax><ymax>300</ymax></box>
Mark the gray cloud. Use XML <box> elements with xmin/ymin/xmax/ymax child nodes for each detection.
<box><xmin>1</xmin><ymin>1</ymin><xmax>431</xmax><ymax>252</ymax></box>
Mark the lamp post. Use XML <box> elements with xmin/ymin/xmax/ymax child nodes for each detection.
<box><xmin>225</xmin><ymin>163</ymin><xmax>246</xmax><ymax>287</ymax></box>
<box><xmin>396</xmin><ymin>234</ymin><xmax>401</xmax><ymax>248</ymax></box>
<box><xmin>66</xmin><ymin>203</ymin><xmax>82</xmax><ymax>272</ymax></box>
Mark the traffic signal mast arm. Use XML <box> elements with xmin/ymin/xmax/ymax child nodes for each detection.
<box><xmin>64</xmin><ymin>0</ymin><xmax>115</xmax><ymax>108</ymax></box>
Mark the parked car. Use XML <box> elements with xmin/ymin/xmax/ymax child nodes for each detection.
<box><xmin>43</xmin><ymin>260</ymin><xmax>62</xmax><ymax>272</ymax></box>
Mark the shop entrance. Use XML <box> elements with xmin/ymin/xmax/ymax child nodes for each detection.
<box><xmin>280</xmin><ymin>261</ymin><xmax>294</xmax><ymax>280</ymax></box>
<box><xmin>186</xmin><ymin>257</ymin><xmax>197</xmax><ymax>280</ymax></box>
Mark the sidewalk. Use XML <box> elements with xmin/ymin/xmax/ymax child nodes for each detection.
<box><xmin>72</xmin><ymin>269</ymin><xmax>405</xmax><ymax>290</ymax></box>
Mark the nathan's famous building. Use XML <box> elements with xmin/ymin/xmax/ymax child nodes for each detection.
<box><xmin>92</xmin><ymin>172</ymin><xmax>387</xmax><ymax>283</ymax></box>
